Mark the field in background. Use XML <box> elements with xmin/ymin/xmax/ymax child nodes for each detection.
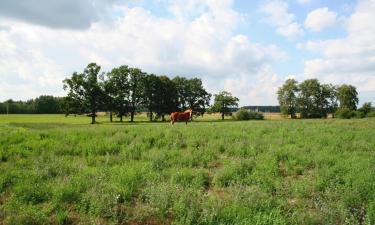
<box><xmin>0</xmin><ymin>112</ymin><xmax>283</xmax><ymax>124</ymax></box>
<box><xmin>0</xmin><ymin>115</ymin><xmax>374</xmax><ymax>224</ymax></box>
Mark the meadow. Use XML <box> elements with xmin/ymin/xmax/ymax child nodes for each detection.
<box><xmin>0</xmin><ymin>114</ymin><xmax>374</xmax><ymax>225</ymax></box>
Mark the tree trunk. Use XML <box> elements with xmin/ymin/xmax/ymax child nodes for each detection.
<box><xmin>130</xmin><ymin>101</ymin><xmax>135</xmax><ymax>122</ymax></box>
<box><xmin>120</xmin><ymin>107</ymin><xmax>123</xmax><ymax>122</ymax></box>
<box><xmin>91</xmin><ymin>100</ymin><xmax>96</xmax><ymax>124</ymax></box>
<box><xmin>162</xmin><ymin>114</ymin><xmax>165</xmax><ymax>121</ymax></box>
<box><xmin>130</xmin><ymin>109</ymin><xmax>135</xmax><ymax>122</ymax></box>
<box><xmin>91</xmin><ymin>111</ymin><xmax>95</xmax><ymax>124</ymax></box>
<box><xmin>221</xmin><ymin>102</ymin><xmax>225</xmax><ymax>120</ymax></box>
<box><xmin>149</xmin><ymin>110</ymin><xmax>153</xmax><ymax>121</ymax></box>
<box><xmin>110</xmin><ymin>112</ymin><xmax>113</xmax><ymax>122</ymax></box>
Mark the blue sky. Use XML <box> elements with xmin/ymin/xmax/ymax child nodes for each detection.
<box><xmin>0</xmin><ymin>0</ymin><xmax>374</xmax><ymax>105</ymax></box>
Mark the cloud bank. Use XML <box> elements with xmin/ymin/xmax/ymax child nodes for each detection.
<box><xmin>303</xmin><ymin>0</ymin><xmax>375</xmax><ymax>103</ymax></box>
<box><xmin>0</xmin><ymin>0</ymin><xmax>285</xmax><ymax>105</ymax></box>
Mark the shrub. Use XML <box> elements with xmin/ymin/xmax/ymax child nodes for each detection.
<box><xmin>354</xmin><ymin>110</ymin><xmax>365</xmax><ymax>118</ymax></box>
<box><xmin>249</xmin><ymin>111</ymin><xmax>264</xmax><ymax>120</ymax></box>
<box><xmin>358</xmin><ymin>102</ymin><xmax>372</xmax><ymax>116</ymax></box>
<box><xmin>334</xmin><ymin>108</ymin><xmax>356</xmax><ymax>119</ymax></box>
<box><xmin>367</xmin><ymin>111</ymin><xmax>375</xmax><ymax>117</ymax></box>
<box><xmin>233</xmin><ymin>109</ymin><xmax>251</xmax><ymax>120</ymax></box>
<box><xmin>233</xmin><ymin>109</ymin><xmax>264</xmax><ymax>121</ymax></box>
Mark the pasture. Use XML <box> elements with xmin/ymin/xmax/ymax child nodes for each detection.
<box><xmin>0</xmin><ymin>115</ymin><xmax>374</xmax><ymax>225</ymax></box>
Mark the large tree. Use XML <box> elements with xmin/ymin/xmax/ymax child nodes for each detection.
<box><xmin>185</xmin><ymin>78</ymin><xmax>211</xmax><ymax>118</ymax></box>
<box><xmin>105</xmin><ymin>65</ymin><xmax>130</xmax><ymax>122</ymax></box>
<box><xmin>128</xmin><ymin>68</ymin><xmax>146</xmax><ymax>122</ymax></box>
<box><xmin>101</xmin><ymin>78</ymin><xmax>116</xmax><ymax>122</ymax></box>
<box><xmin>324</xmin><ymin>84</ymin><xmax>339</xmax><ymax>117</ymax></box>
<box><xmin>143</xmin><ymin>74</ymin><xmax>161</xmax><ymax>121</ymax></box>
<box><xmin>172</xmin><ymin>76</ymin><xmax>189</xmax><ymax>109</ymax></box>
<box><xmin>212</xmin><ymin>91</ymin><xmax>239</xmax><ymax>120</ymax></box>
<box><xmin>155</xmin><ymin>76</ymin><xmax>178</xmax><ymax>121</ymax></box>
<box><xmin>297</xmin><ymin>79</ymin><xmax>330</xmax><ymax>118</ymax></box>
<box><xmin>63</xmin><ymin>63</ymin><xmax>104</xmax><ymax>124</ymax></box>
<box><xmin>297</xmin><ymin>79</ymin><xmax>337</xmax><ymax>118</ymax></box>
<box><xmin>337</xmin><ymin>84</ymin><xmax>358</xmax><ymax>110</ymax></box>
<box><xmin>277</xmin><ymin>79</ymin><xmax>299</xmax><ymax>118</ymax></box>
<box><xmin>173</xmin><ymin>77</ymin><xmax>211</xmax><ymax>119</ymax></box>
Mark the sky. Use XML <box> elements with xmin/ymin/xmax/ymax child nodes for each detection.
<box><xmin>0</xmin><ymin>0</ymin><xmax>374</xmax><ymax>106</ymax></box>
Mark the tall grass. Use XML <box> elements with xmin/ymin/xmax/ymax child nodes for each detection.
<box><xmin>0</xmin><ymin>116</ymin><xmax>374</xmax><ymax>224</ymax></box>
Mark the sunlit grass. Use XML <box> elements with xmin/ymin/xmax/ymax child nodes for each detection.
<box><xmin>0</xmin><ymin>116</ymin><xmax>374</xmax><ymax>224</ymax></box>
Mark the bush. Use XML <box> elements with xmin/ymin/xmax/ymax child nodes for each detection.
<box><xmin>367</xmin><ymin>111</ymin><xmax>375</xmax><ymax>117</ymax></box>
<box><xmin>249</xmin><ymin>111</ymin><xmax>264</xmax><ymax>120</ymax></box>
<box><xmin>354</xmin><ymin>111</ymin><xmax>365</xmax><ymax>118</ymax></box>
<box><xmin>233</xmin><ymin>109</ymin><xmax>264</xmax><ymax>120</ymax></box>
<box><xmin>334</xmin><ymin>108</ymin><xmax>356</xmax><ymax>119</ymax></box>
<box><xmin>233</xmin><ymin>109</ymin><xmax>251</xmax><ymax>120</ymax></box>
<box><xmin>358</xmin><ymin>102</ymin><xmax>372</xmax><ymax>116</ymax></box>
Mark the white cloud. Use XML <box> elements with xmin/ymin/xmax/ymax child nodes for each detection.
<box><xmin>296</xmin><ymin>0</ymin><xmax>311</xmax><ymax>5</ymax></box>
<box><xmin>0</xmin><ymin>0</ymin><xmax>285</xmax><ymax>105</ymax></box>
<box><xmin>304</xmin><ymin>7</ymin><xmax>338</xmax><ymax>32</ymax></box>
<box><xmin>223</xmin><ymin>65</ymin><xmax>283</xmax><ymax>105</ymax></box>
<box><xmin>0</xmin><ymin>0</ymin><xmax>118</xmax><ymax>29</ymax></box>
<box><xmin>260</xmin><ymin>0</ymin><xmax>303</xmax><ymax>39</ymax></box>
<box><xmin>304</xmin><ymin>0</ymin><xmax>375</xmax><ymax>100</ymax></box>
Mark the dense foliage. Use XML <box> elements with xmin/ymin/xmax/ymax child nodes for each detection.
<box><xmin>277</xmin><ymin>79</ymin><xmax>366</xmax><ymax>119</ymax></box>
<box><xmin>335</xmin><ymin>102</ymin><xmax>374</xmax><ymax>119</ymax></box>
<box><xmin>0</xmin><ymin>116</ymin><xmax>374</xmax><ymax>224</ymax></box>
<box><xmin>277</xmin><ymin>79</ymin><xmax>299</xmax><ymax>118</ymax></box>
<box><xmin>63</xmin><ymin>63</ymin><xmax>104</xmax><ymax>124</ymax></box>
<box><xmin>63</xmin><ymin>63</ymin><xmax>212</xmax><ymax>123</ymax></box>
<box><xmin>0</xmin><ymin>96</ymin><xmax>64</xmax><ymax>114</ymax></box>
<box><xmin>232</xmin><ymin>108</ymin><xmax>264</xmax><ymax>120</ymax></box>
<box><xmin>210</xmin><ymin>91</ymin><xmax>239</xmax><ymax>120</ymax></box>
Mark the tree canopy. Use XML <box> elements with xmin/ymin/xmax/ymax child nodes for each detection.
<box><xmin>277</xmin><ymin>79</ymin><xmax>359</xmax><ymax>118</ymax></box>
<box><xmin>211</xmin><ymin>91</ymin><xmax>239</xmax><ymax>120</ymax></box>
<box><xmin>277</xmin><ymin>79</ymin><xmax>299</xmax><ymax>118</ymax></box>
<box><xmin>63</xmin><ymin>63</ymin><xmax>104</xmax><ymax>124</ymax></box>
<box><xmin>61</xmin><ymin>63</ymin><xmax>213</xmax><ymax>123</ymax></box>
<box><xmin>337</xmin><ymin>84</ymin><xmax>359</xmax><ymax>111</ymax></box>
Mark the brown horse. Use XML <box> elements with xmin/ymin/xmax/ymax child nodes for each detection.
<box><xmin>170</xmin><ymin>109</ymin><xmax>192</xmax><ymax>125</ymax></box>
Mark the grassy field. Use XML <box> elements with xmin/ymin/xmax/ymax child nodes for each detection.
<box><xmin>0</xmin><ymin>115</ymin><xmax>374</xmax><ymax>224</ymax></box>
<box><xmin>0</xmin><ymin>113</ymin><xmax>229</xmax><ymax>125</ymax></box>
<box><xmin>0</xmin><ymin>112</ymin><xmax>282</xmax><ymax>125</ymax></box>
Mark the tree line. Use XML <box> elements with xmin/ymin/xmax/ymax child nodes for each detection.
<box><xmin>277</xmin><ymin>78</ymin><xmax>373</xmax><ymax>118</ymax></box>
<box><xmin>0</xmin><ymin>96</ymin><xmax>64</xmax><ymax>114</ymax></box>
<box><xmin>62</xmin><ymin>63</ymin><xmax>240</xmax><ymax>124</ymax></box>
<box><xmin>0</xmin><ymin>62</ymin><xmax>241</xmax><ymax>122</ymax></box>
<box><xmin>4</xmin><ymin>65</ymin><xmax>372</xmax><ymax>121</ymax></box>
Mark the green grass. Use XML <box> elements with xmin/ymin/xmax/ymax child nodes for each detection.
<box><xmin>0</xmin><ymin>113</ymin><xmax>234</xmax><ymax>125</ymax></box>
<box><xmin>0</xmin><ymin>115</ymin><xmax>374</xmax><ymax>224</ymax></box>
